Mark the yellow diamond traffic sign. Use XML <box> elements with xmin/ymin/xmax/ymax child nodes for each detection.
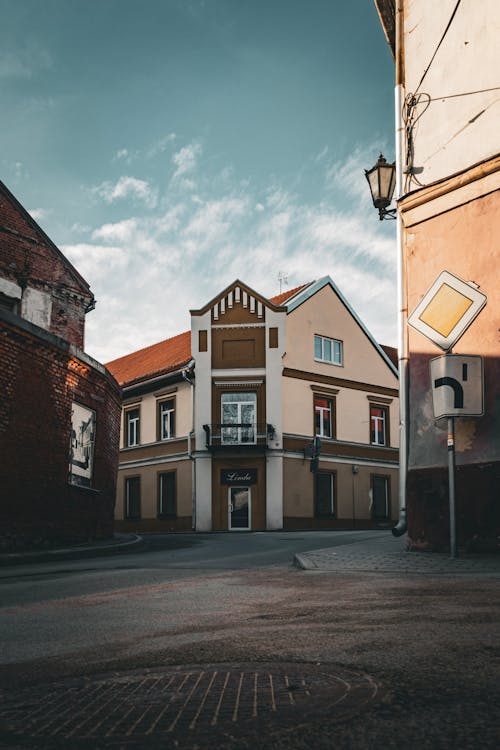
<box><xmin>408</xmin><ymin>270</ymin><xmax>487</xmax><ymax>351</ymax></box>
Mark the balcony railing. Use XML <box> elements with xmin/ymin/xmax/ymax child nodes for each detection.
<box><xmin>203</xmin><ymin>423</ymin><xmax>275</xmax><ymax>450</ymax></box>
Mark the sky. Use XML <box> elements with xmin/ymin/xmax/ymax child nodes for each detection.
<box><xmin>0</xmin><ymin>0</ymin><xmax>397</xmax><ymax>363</ymax></box>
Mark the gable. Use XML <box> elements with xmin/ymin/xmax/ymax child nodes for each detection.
<box><xmin>190</xmin><ymin>279</ymin><xmax>285</xmax><ymax>325</ymax></box>
<box><xmin>284</xmin><ymin>280</ymin><xmax>398</xmax><ymax>388</ymax></box>
<box><xmin>0</xmin><ymin>181</ymin><xmax>92</xmax><ymax>301</ymax></box>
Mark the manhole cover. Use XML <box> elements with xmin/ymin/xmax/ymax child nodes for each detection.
<box><xmin>0</xmin><ymin>663</ymin><xmax>382</xmax><ymax>748</ymax></box>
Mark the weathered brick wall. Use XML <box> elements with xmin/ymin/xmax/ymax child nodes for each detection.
<box><xmin>0</xmin><ymin>184</ymin><xmax>91</xmax><ymax>349</ymax></box>
<box><xmin>0</xmin><ymin>311</ymin><xmax>121</xmax><ymax>549</ymax></box>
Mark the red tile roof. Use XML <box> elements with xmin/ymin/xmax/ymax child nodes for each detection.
<box><xmin>381</xmin><ymin>344</ymin><xmax>398</xmax><ymax>368</ymax></box>
<box><xmin>106</xmin><ymin>283</ymin><xmax>310</xmax><ymax>387</ymax></box>
<box><xmin>269</xmin><ymin>283</ymin><xmax>310</xmax><ymax>306</ymax></box>
<box><xmin>106</xmin><ymin>330</ymin><xmax>191</xmax><ymax>388</ymax></box>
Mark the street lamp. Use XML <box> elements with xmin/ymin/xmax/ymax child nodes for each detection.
<box><xmin>365</xmin><ymin>154</ymin><xmax>397</xmax><ymax>220</ymax></box>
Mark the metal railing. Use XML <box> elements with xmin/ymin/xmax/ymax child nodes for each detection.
<box><xmin>203</xmin><ymin>423</ymin><xmax>275</xmax><ymax>449</ymax></box>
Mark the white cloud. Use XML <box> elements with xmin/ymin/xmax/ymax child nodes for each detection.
<box><xmin>28</xmin><ymin>208</ymin><xmax>48</xmax><ymax>222</ymax></box>
<box><xmin>172</xmin><ymin>142</ymin><xmax>202</xmax><ymax>178</ymax></box>
<box><xmin>62</xmin><ymin>243</ymin><xmax>127</xmax><ymax>281</ymax></box>
<box><xmin>91</xmin><ymin>176</ymin><xmax>157</xmax><ymax>207</ymax></box>
<box><xmin>92</xmin><ymin>218</ymin><xmax>138</xmax><ymax>243</ymax></box>
<box><xmin>146</xmin><ymin>132</ymin><xmax>177</xmax><ymax>158</ymax></box>
<box><xmin>77</xmin><ymin>141</ymin><xmax>397</xmax><ymax>362</ymax></box>
<box><xmin>0</xmin><ymin>46</ymin><xmax>52</xmax><ymax>79</ymax></box>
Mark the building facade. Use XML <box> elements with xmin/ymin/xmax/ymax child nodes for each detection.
<box><xmin>375</xmin><ymin>0</ymin><xmax>500</xmax><ymax>549</ymax></box>
<box><xmin>108</xmin><ymin>277</ymin><xmax>399</xmax><ymax>532</ymax></box>
<box><xmin>0</xmin><ymin>181</ymin><xmax>121</xmax><ymax>549</ymax></box>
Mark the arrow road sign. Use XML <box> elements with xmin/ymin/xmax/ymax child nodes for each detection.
<box><xmin>430</xmin><ymin>355</ymin><xmax>484</xmax><ymax>418</ymax></box>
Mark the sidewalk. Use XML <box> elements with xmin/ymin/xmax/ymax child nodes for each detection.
<box><xmin>294</xmin><ymin>533</ymin><xmax>500</xmax><ymax>576</ymax></box>
<box><xmin>0</xmin><ymin>532</ymin><xmax>143</xmax><ymax>566</ymax></box>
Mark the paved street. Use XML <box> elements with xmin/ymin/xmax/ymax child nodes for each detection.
<box><xmin>0</xmin><ymin>531</ymin><xmax>499</xmax><ymax>748</ymax></box>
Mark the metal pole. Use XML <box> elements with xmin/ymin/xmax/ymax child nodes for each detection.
<box><xmin>392</xmin><ymin>0</ymin><xmax>409</xmax><ymax>538</ymax></box>
<box><xmin>447</xmin><ymin>416</ymin><xmax>457</xmax><ymax>558</ymax></box>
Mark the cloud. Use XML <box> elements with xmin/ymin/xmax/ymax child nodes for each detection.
<box><xmin>172</xmin><ymin>142</ymin><xmax>202</xmax><ymax>178</ymax></box>
<box><xmin>91</xmin><ymin>176</ymin><xmax>158</xmax><ymax>207</ymax></box>
<box><xmin>77</xmin><ymin>140</ymin><xmax>397</xmax><ymax>362</ymax></box>
<box><xmin>0</xmin><ymin>46</ymin><xmax>52</xmax><ymax>79</ymax></box>
<box><xmin>62</xmin><ymin>243</ymin><xmax>127</xmax><ymax>281</ymax></box>
<box><xmin>92</xmin><ymin>218</ymin><xmax>138</xmax><ymax>243</ymax></box>
<box><xmin>146</xmin><ymin>133</ymin><xmax>177</xmax><ymax>158</ymax></box>
<box><xmin>28</xmin><ymin>208</ymin><xmax>48</xmax><ymax>222</ymax></box>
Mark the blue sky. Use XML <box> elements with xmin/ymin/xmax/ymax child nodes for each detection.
<box><xmin>0</xmin><ymin>0</ymin><xmax>396</xmax><ymax>362</ymax></box>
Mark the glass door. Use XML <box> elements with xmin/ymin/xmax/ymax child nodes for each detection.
<box><xmin>228</xmin><ymin>486</ymin><xmax>251</xmax><ymax>530</ymax></box>
<box><xmin>221</xmin><ymin>392</ymin><xmax>256</xmax><ymax>445</ymax></box>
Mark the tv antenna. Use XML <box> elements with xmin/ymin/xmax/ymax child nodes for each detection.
<box><xmin>278</xmin><ymin>271</ymin><xmax>288</xmax><ymax>294</ymax></box>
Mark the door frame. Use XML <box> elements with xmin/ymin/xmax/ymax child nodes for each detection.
<box><xmin>228</xmin><ymin>486</ymin><xmax>252</xmax><ymax>531</ymax></box>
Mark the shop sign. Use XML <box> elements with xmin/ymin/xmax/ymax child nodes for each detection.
<box><xmin>221</xmin><ymin>468</ymin><xmax>257</xmax><ymax>485</ymax></box>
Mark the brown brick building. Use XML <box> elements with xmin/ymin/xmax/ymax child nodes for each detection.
<box><xmin>0</xmin><ymin>181</ymin><xmax>121</xmax><ymax>550</ymax></box>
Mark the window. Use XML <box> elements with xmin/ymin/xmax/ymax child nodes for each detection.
<box><xmin>125</xmin><ymin>476</ymin><xmax>141</xmax><ymax>519</ymax></box>
<box><xmin>372</xmin><ymin>475</ymin><xmax>390</xmax><ymax>520</ymax></box>
<box><xmin>221</xmin><ymin>392</ymin><xmax>257</xmax><ymax>444</ymax></box>
<box><xmin>159</xmin><ymin>399</ymin><xmax>175</xmax><ymax>441</ymax></box>
<box><xmin>0</xmin><ymin>292</ymin><xmax>19</xmax><ymax>314</ymax></box>
<box><xmin>314</xmin><ymin>395</ymin><xmax>334</xmax><ymax>438</ymax></box>
<box><xmin>158</xmin><ymin>472</ymin><xmax>176</xmax><ymax>518</ymax></box>
<box><xmin>315</xmin><ymin>472</ymin><xmax>336</xmax><ymax>517</ymax></box>
<box><xmin>314</xmin><ymin>334</ymin><xmax>343</xmax><ymax>366</ymax></box>
<box><xmin>125</xmin><ymin>408</ymin><xmax>140</xmax><ymax>447</ymax></box>
<box><xmin>370</xmin><ymin>404</ymin><xmax>388</xmax><ymax>446</ymax></box>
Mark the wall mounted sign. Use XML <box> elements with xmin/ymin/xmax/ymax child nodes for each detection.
<box><xmin>430</xmin><ymin>355</ymin><xmax>484</xmax><ymax>419</ymax></box>
<box><xmin>69</xmin><ymin>402</ymin><xmax>96</xmax><ymax>487</ymax></box>
<box><xmin>408</xmin><ymin>270</ymin><xmax>487</xmax><ymax>351</ymax></box>
<box><xmin>221</xmin><ymin>469</ymin><xmax>257</xmax><ymax>485</ymax></box>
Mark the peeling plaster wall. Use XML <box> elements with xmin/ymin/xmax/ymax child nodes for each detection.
<box><xmin>403</xmin><ymin>0</ymin><xmax>500</xmax><ymax>185</ymax></box>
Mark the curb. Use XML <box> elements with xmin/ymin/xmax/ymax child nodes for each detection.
<box><xmin>0</xmin><ymin>534</ymin><xmax>144</xmax><ymax>567</ymax></box>
<box><xmin>293</xmin><ymin>553</ymin><xmax>318</xmax><ymax>571</ymax></box>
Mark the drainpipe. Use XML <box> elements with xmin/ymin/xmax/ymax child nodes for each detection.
<box><xmin>392</xmin><ymin>0</ymin><xmax>408</xmax><ymax>537</ymax></box>
<box><xmin>182</xmin><ymin>361</ymin><xmax>196</xmax><ymax>530</ymax></box>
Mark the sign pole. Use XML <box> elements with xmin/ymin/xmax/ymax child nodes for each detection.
<box><xmin>447</xmin><ymin>415</ymin><xmax>457</xmax><ymax>559</ymax></box>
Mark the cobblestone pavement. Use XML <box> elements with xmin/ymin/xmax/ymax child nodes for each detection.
<box><xmin>295</xmin><ymin>533</ymin><xmax>500</xmax><ymax>576</ymax></box>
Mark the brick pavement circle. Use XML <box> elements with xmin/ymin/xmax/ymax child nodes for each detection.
<box><xmin>0</xmin><ymin>663</ymin><xmax>382</xmax><ymax>748</ymax></box>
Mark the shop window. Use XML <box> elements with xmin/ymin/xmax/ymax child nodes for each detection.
<box><xmin>372</xmin><ymin>475</ymin><xmax>390</xmax><ymax>520</ymax></box>
<box><xmin>125</xmin><ymin>476</ymin><xmax>141</xmax><ymax>519</ymax></box>
<box><xmin>158</xmin><ymin>472</ymin><xmax>176</xmax><ymax>518</ymax></box>
<box><xmin>315</xmin><ymin>472</ymin><xmax>336</xmax><ymax>517</ymax></box>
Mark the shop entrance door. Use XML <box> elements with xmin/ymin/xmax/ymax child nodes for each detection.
<box><xmin>228</xmin><ymin>486</ymin><xmax>251</xmax><ymax>530</ymax></box>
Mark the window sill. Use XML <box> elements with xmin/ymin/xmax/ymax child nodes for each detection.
<box><xmin>314</xmin><ymin>358</ymin><xmax>343</xmax><ymax>368</ymax></box>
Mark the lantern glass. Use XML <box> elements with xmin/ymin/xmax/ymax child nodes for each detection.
<box><xmin>365</xmin><ymin>154</ymin><xmax>396</xmax><ymax>210</ymax></box>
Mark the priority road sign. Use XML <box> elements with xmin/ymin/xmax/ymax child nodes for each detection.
<box><xmin>430</xmin><ymin>355</ymin><xmax>484</xmax><ymax>419</ymax></box>
<box><xmin>408</xmin><ymin>270</ymin><xmax>487</xmax><ymax>351</ymax></box>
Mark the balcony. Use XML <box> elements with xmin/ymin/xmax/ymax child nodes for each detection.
<box><xmin>203</xmin><ymin>423</ymin><xmax>275</xmax><ymax>452</ymax></box>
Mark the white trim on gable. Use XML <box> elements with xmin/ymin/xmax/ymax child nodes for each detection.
<box><xmin>285</xmin><ymin>276</ymin><xmax>398</xmax><ymax>378</ymax></box>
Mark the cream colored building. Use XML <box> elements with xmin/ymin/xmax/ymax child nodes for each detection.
<box><xmin>107</xmin><ymin>277</ymin><xmax>399</xmax><ymax>532</ymax></box>
<box><xmin>375</xmin><ymin>0</ymin><xmax>500</xmax><ymax>549</ymax></box>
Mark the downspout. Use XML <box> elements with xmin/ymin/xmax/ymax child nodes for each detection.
<box><xmin>392</xmin><ymin>0</ymin><xmax>408</xmax><ymax>537</ymax></box>
<box><xmin>182</xmin><ymin>361</ymin><xmax>196</xmax><ymax>531</ymax></box>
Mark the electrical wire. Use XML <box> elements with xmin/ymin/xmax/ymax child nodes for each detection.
<box><xmin>428</xmin><ymin>86</ymin><xmax>500</xmax><ymax>101</ymax></box>
<box><xmin>414</xmin><ymin>0</ymin><xmax>462</xmax><ymax>95</ymax></box>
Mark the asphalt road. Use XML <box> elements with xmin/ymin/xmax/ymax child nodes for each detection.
<box><xmin>0</xmin><ymin>531</ymin><xmax>499</xmax><ymax>749</ymax></box>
